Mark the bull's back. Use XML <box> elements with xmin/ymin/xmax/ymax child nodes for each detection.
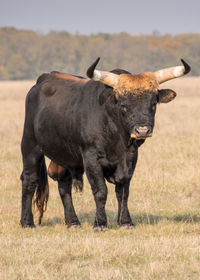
<box><xmin>26</xmin><ymin>75</ymin><xmax>89</xmax><ymax>168</ymax></box>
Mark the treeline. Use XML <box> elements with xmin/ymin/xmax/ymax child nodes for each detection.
<box><xmin>0</xmin><ymin>27</ymin><xmax>199</xmax><ymax>80</ymax></box>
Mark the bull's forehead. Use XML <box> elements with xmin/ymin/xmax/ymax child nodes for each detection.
<box><xmin>114</xmin><ymin>73</ymin><xmax>159</xmax><ymax>96</ymax></box>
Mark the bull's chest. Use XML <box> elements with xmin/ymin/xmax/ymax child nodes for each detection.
<box><xmin>98</xmin><ymin>144</ymin><xmax>138</xmax><ymax>184</ymax></box>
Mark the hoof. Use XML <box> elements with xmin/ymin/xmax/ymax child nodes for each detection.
<box><xmin>21</xmin><ymin>223</ymin><xmax>36</xmax><ymax>228</ymax></box>
<box><xmin>67</xmin><ymin>223</ymin><xmax>81</xmax><ymax>229</ymax></box>
<box><xmin>94</xmin><ymin>226</ymin><xmax>109</xmax><ymax>232</ymax></box>
<box><xmin>119</xmin><ymin>224</ymin><xmax>135</xmax><ymax>229</ymax></box>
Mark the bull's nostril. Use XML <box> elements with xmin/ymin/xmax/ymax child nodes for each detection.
<box><xmin>135</xmin><ymin>127</ymin><xmax>139</xmax><ymax>134</ymax></box>
<box><xmin>134</xmin><ymin>126</ymin><xmax>152</xmax><ymax>137</ymax></box>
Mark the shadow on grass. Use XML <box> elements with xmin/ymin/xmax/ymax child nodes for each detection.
<box><xmin>131</xmin><ymin>213</ymin><xmax>200</xmax><ymax>226</ymax></box>
<box><xmin>40</xmin><ymin>216</ymin><xmax>63</xmax><ymax>227</ymax></box>
<box><xmin>40</xmin><ymin>210</ymin><xmax>200</xmax><ymax>228</ymax></box>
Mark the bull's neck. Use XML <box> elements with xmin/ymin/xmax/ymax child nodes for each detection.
<box><xmin>104</xmin><ymin>101</ymin><xmax>146</xmax><ymax>150</ymax></box>
<box><xmin>105</xmin><ymin>101</ymin><xmax>130</xmax><ymax>146</ymax></box>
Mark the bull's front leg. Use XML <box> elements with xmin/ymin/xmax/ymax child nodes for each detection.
<box><xmin>83</xmin><ymin>150</ymin><xmax>108</xmax><ymax>231</ymax></box>
<box><xmin>115</xmin><ymin>181</ymin><xmax>134</xmax><ymax>228</ymax></box>
<box><xmin>115</xmin><ymin>147</ymin><xmax>138</xmax><ymax>228</ymax></box>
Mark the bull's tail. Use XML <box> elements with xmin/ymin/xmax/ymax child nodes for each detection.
<box><xmin>34</xmin><ymin>157</ymin><xmax>49</xmax><ymax>225</ymax></box>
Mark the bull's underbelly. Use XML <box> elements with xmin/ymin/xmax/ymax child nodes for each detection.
<box><xmin>37</xmin><ymin>139</ymin><xmax>83</xmax><ymax>169</ymax></box>
<box><xmin>46</xmin><ymin>150</ymin><xmax>83</xmax><ymax>169</ymax></box>
<box><xmin>34</xmin><ymin>117</ymin><xmax>136</xmax><ymax>183</ymax></box>
<box><xmin>40</xmin><ymin>140</ymin><xmax>136</xmax><ymax>184</ymax></box>
<box><xmin>34</xmin><ymin>116</ymin><xmax>83</xmax><ymax>169</ymax></box>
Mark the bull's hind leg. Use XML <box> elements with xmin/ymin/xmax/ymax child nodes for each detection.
<box><xmin>58</xmin><ymin>170</ymin><xmax>80</xmax><ymax>227</ymax></box>
<box><xmin>83</xmin><ymin>150</ymin><xmax>108</xmax><ymax>230</ymax></box>
<box><xmin>21</xmin><ymin>141</ymin><xmax>48</xmax><ymax>227</ymax></box>
<box><xmin>115</xmin><ymin>182</ymin><xmax>134</xmax><ymax>227</ymax></box>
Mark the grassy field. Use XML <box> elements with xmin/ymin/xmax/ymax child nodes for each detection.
<box><xmin>0</xmin><ymin>77</ymin><xmax>200</xmax><ymax>280</ymax></box>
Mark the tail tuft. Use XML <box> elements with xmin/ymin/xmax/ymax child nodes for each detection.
<box><xmin>34</xmin><ymin>157</ymin><xmax>49</xmax><ymax>225</ymax></box>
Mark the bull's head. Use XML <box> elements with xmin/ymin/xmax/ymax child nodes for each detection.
<box><xmin>87</xmin><ymin>58</ymin><xmax>191</xmax><ymax>140</ymax></box>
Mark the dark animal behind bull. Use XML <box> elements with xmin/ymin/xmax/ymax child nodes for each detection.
<box><xmin>20</xmin><ymin>57</ymin><xmax>191</xmax><ymax>230</ymax></box>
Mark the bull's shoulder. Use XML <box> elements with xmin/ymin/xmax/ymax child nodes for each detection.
<box><xmin>36</xmin><ymin>73</ymin><xmax>50</xmax><ymax>84</ymax></box>
<box><xmin>35</xmin><ymin>71</ymin><xmax>90</xmax><ymax>98</ymax></box>
<box><xmin>50</xmin><ymin>71</ymin><xmax>88</xmax><ymax>84</ymax></box>
<box><xmin>36</xmin><ymin>71</ymin><xmax>89</xmax><ymax>85</ymax></box>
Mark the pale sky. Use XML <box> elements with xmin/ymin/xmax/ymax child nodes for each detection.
<box><xmin>0</xmin><ymin>0</ymin><xmax>199</xmax><ymax>35</ymax></box>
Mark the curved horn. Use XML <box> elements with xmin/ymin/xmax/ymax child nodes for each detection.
<box><xmin>154</xmin><ymin>59</ymin><xmax>191</xmax><ymax>84</ymax></box>
<box><xmin>86</xmin><ymin>57</ymin><xmax>119</xmax><ymax>88</ymax></box>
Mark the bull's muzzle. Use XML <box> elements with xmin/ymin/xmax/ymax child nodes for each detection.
<box><xmin>131</xmin><ymin>126</ymin><xmax>152</xmax><ymax>139</ymax></box>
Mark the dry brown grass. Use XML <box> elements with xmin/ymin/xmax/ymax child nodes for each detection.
<box><xmin>0</xmin><ymin>77</ymin><xmax>200</xmax><ymax>280</ymax></box>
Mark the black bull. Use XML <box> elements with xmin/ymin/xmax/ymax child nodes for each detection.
<box><xmin>20</xmin><ymin>58</ymin><xmax>190</xmax><ymax>229</ymax></box>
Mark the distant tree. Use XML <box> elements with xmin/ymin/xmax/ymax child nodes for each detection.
<box><xmin>0</xmin><ymin>27</ymin><xmax>198</xmax><ymax>80</ymax></box>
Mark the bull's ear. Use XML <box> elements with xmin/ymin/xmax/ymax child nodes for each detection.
<box><xmin>158</xmin><ymin>89</ymin><xmax>176</xmax><ymax>103</ymax></box>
